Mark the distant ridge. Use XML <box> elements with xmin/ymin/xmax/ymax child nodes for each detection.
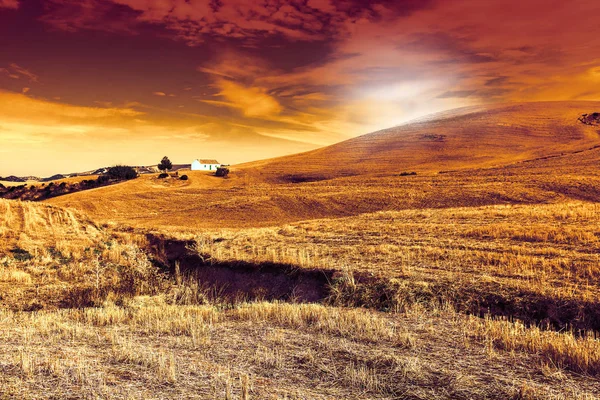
<box><xmin>1</xmin><ymin>164</ymin><xmax>193</xmax><ymax>184</ymax></box>
<box><xmin>239</xmin><ymin>101</ymin><xmax>600</xmax><ymax>181</ymax></box>
<box><xmin>0</xmin><ymin>175</ymin><xmax>27</xmax><ymax>182</ymax></box>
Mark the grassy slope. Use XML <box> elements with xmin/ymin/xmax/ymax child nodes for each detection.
<box><xmin>191</xmin><ymin>201</ymin><xmax>600</xmax><ymax>330</ymax></box>
<box><xmin>4</xmin><ymin>170</ymin><xmax>600</xmax><ymax>396</ymax></box>
<box><xmin>46</xmin><ymin>102</ymin><xmax>600</xmax><ymax>229</ymax></box>
<box><xmin>241</xmin><ymin>101</ymin><xmax>600</xmax><ymax>179</ymax></box>
<box><xmin>0</xmin><ymin>201</ymin><xmax>599</xmax><ymax>398</ymax></box>
<box><xmin>3</xmin><ymin>101</ymin><xmax>600</xmax><ymax>398</ymax></box>
<box><xmin>0</xmin><ymin>199</ymin><xmax>101</xmax><ymax>253</ymax></box>
<box><xmin>0</xmin><ymin>199</ymin><xmax>159</xmax><ymax>310</ymax></box>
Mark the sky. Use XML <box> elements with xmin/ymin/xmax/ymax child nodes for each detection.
<box><xmin>1</xmin><ymin>0</ymin><xmax>600</xmax><ymax>176</ymax></box>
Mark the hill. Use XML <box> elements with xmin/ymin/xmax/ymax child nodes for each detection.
<box><xmin>0</xmin><ymin>175</ymin><xmax>26</xmax><ymax>183</ymax></box>
<box><xmin>44</xmin><ymin>101</ymin><xmax>600</xmax><ymax>229</ymax></box>
<box><xmin>242</xmin><ymin>101</ymin><xmax>600</xmax><ymax>181</ymax></box>
<box><xmin>6</xmin><ymin>97</ymin><xmax>600</xmax><ymax>397</ymax></box>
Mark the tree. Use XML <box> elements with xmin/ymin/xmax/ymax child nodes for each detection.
<box><xmin>158</xmin><ymin>156</ymin><xmax>173</xmax><ymax>173</ymax></box>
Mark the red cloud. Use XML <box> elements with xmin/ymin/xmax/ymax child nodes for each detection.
<box><xmin>9</xmin><ymin>64</ymin><xmax>39</xmax><ymax>83</ymax></box>
<box><xmin>24</xmin><ymin>0</ymin><xmax>600</xmax><ymax>145</ymax></box>
<box><xmin>0</xmin><ymin>0</ymin><xmax>19</xmax><ymax>9</ymax></box>
<box><xmin>40</xmin><ymin>0</ymin><xmax>432</xmax><ymax>45</ymax></box>
<box><xmin>0</xmin><ymin>64</ymin><xmax>40</xmax><ymax>82</ymax></box>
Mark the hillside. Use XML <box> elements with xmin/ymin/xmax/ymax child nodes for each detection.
<box><xmin>0</xmin><ymin>199</ymin><xmax>105</xmax><ymax>309</ymax></box>
<box><xmin>44</xmin><ymin>101</ymin><xmax>600</xmax><ymax>229</ymax></box>
<box><xmin>0</xmin><ymin>199</ymin><xmax>101</xmax><ymax>253</ymax></box>
<box><xmin>242</xmin><ymin>101</ymin><xmax>600</xmax><ymax>181</ymax></box>
<box><xmin>3</xmin><ymin>198</ymin><xmax>600</xmax><ymax>398</ymax></box>
<box><xmin>6</xmin><ymin>102</ymin><xmax>600</xmax><ymax>396</ymax></box>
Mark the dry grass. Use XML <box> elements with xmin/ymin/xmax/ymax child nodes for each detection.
<box><xmin>0</xmin><ymin>198</ymin><xmax>600</xmax><ymax>398</ymax></box>
<box><xmin>5</xmin><ymin>101</ymin><xmax>600</xmax><ymax>397</ymax></box>
<box><xmin>0</xmin><ymin>199</ymin><xmax>165</xmax><ymax>310</ymax></box>
<box><xmin>1</xmin><ymin>300</ymin><xmax>599</xmax><ymax>399</ymax></box>
<box><xmin>0</xmin><ymin>267</ymin><xmax>32</xmax><ymax>284</ymax></box>
<box><xmin>465</xmin><ymin>315</ymin><xmax>600</xmax><ymax>376</ymax></box>
<box><xmin>146</xmin><ymin>201</ymin><xmax>600</xmax><ymax>331</ymax></box>
<box><xmin>46</xmin><ymin>102</ymin><xmax>600</xmax><ymax>230</ymax></box>
<box><xmin>44</xmin><ymin>163</ymin><xmax>600</xmax><ymax>230</ymax></box>
<box><xmin>240</xmin><ymin>101</ymin><xmax>600</xmax><ymax>179</ymax></box>
<box><xmin>0</xmin><ymin>198</ymin><xmax>101</xmax><ymax>252</ymax></box>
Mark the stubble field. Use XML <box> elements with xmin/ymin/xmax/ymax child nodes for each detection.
<box><xmin>3</xmin><ymin>102</ymin><xmax>600</xmax><ymax>398</ymax></box>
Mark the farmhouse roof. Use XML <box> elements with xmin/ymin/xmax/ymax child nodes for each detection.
<box><xmin>196</xmin><ymin>159</ymin><xmax>220</xmax><ymax>164</ymax></box>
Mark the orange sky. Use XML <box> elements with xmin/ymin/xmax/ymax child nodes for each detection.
<box><xmin>1</xmin><ymin>0</ymin><xmax>600</xmax><ymax>176</ymax></box>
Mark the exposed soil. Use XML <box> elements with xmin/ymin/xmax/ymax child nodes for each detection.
<box><xmin>146</xmin><ymin>234</ymin><xmax>600</xmax><ymax>333</ymax></box>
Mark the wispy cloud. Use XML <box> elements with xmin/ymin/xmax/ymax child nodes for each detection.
<box><xmin>9</xmin><ymin>64</ymin><xmax>40</xmax><ymax>82</ymax></box>
<box><xmin>197</xmin><ymin>67</ymin><xmax>235</xmax><ymax>79</ymax></box>
<box><xmin>203</xmin><ymin>80</ymin><xmax>282</xmax><ymax>118</ymax></box>
<box><xmin>41</xmin><ymin>0</ymin><xmax>433</xmax><ymax>45</ymax></box>
<box><xmin>0</xmin><ymin>91</ymin><xmax>319</xmax><ymax>175</ymax></box>
<box><xmin>0</xmin><ymin>64</ymin><xmax>40</xmax><ymax>82</ymax></box>
<box><xmin>0</xmin><ymin>0</ymin><xmax>19</xmax><ymax>9</ymax></box>
<box><xmin>0</xmin><ymin>91</ymin><xmax>143</xmax><ymax>122</ymax></box>
<box><xmin>2</xmin><ymin>0</ymin><xmax>600</xmax><ymax>174</ymax></box>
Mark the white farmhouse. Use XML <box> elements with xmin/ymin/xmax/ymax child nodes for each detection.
<box><xmin>191</xmin><ymin>159</ymin><xmax>221</xmax><ymax>171</ymax></box>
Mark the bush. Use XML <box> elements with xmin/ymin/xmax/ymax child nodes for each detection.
<box><xmin>215</xmin><ymin>167</ymin><xmax>229</xmax><ymax>177</ymax></box>
<box><xmin>11</xmin><ymin>247</ymin><xmax>33</xmax><ymax>262</ymax></box>
<box><xmin>158</xmin><ymin>173</ymin><xmax>169</xmax><ymax>179</ymax></box>
<box><xmin>106</xmin><ymin>165</ymin><xmax>138</xmax><ymax>180</ymax></box>
<box><xmin>96</xmin><ymin>175</ymin><xmax>111</xmax><ymax>184</ymax></box>
<box><xmin>180</xmin><ymin>175</ymin><xmax>188</xmax><ymax>180</ymax></box>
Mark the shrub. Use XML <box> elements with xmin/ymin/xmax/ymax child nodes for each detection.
<box><xmin>11</xmin><ymin>247</ymin><xmax>33</xmax><ymax>262</ymax></box>
<box><xmin>106</xmin><ymin>165</ymin><xmax>138</xmax><ymax>180</ymax></box>
<box><xmin>215</xmin><ymin>167</ymin><xmax>229</xmax><ymax>177</ymax></box>
<box><xmin>97</xmin><ymin>175</ymin><xmax>111</xmax><ymax>184</ymax></box>
<box><xmin>158</xmin><ymin>173</ymin><xmax>169</xmax><ymax>179</ymax></box>
<box><xmin>180</xmin><ymin>175</ymin><xmax>188</xmax><ymax>180</ymax></box>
